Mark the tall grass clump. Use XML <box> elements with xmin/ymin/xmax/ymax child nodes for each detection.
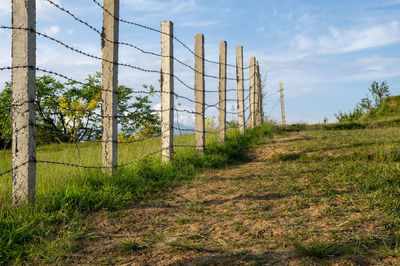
<box><xmin>0</xmin><ymin>124</ymin><xmax>274</xmax><ymax>264</ymax></box>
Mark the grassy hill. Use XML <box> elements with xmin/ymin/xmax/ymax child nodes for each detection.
<box><xmin>360</xmin><ymin>95</ymin><xmax>400</xmax><ymax>121</ymax></box>
<box><xmin>2</xmin><ymin>121</ymin><xmax>400</xmax><ymax>264</ymax></box>
<box><xmin>0</xmin><ymin>126</ymin><xmax>274</xmax><ymax>264</ymax></box>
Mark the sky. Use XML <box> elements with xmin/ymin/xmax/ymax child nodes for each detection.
<box><xmin>0</xmin><ymin>0</ymin><xmax>400</xmax><ymax>126</ymax></box>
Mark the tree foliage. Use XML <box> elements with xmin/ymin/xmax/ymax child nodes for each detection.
<box><xmin>369</xmin><ymin>81</ymin><xmax>390</xmax><ymax>109</ymax></box>
<box><xmin>0</xmin><ymin>72</ymin><xmax>160</xmax><ymax>147</ymax></box>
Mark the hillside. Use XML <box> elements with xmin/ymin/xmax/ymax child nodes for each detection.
<box><xmin>2</xmin><ymin>124</ymin><xmax>400</xmax><ymax>264</ymax></box>
<box><xmin>361</xmin><ymin>95</ymin><xmax>400</xmax><ymax>121</ymax></box>
<box><xmin>67</xmin><ymin>125</ymin><xmax>400</xmax><ymax>265</ymax></box>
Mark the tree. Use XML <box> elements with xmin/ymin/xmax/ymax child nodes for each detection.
<box><xmin>0</xmin><ymin>72</ymin><xmax>160</xmax><ymax>147</ymax></box>
<box><xmin>359</xmin><ymin>96</ymin><xmax>372</xmax><ymax>111</ymax></box>
<box><xmin>0</xmin><ymin>84</ymin><xmax>11</xmax><ymax>148</ymax></box>
<box><xmin>118</xmin><ymin>85</ymin><xmax>161</xmax><ymax>141</ymax></box>
<box><xmin>369</xmin><ymin>81</ymin><xmax>390</xmax><ymax>109</ymax></box>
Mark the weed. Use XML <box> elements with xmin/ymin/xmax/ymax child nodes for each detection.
<box><xmin>232</xmin><ymin>222</ymin><xmax>249</xmax><ymax>232</ymax></box>
<box><xmin>249</xmin><ymin>229</ymin><xmax>266</xmax><ymax>240</ymax></box>
<box><xmin>152</xmin><ymin>218</ymin><xmax>168</xmax><ymax>227</ymax></box>
<box><xmin>176</xmin><ymin>215</ymin><xmax>197</xmax><ymax>225</ymax></box>
<box><xmin>185</xmin><ymin>203</ymin><xmax>205</xmax><ymax>213</ymax></box>
<box><xmin>380</xmin><ymin>235</ymin><xmax>400</xmax><ymax>258</ymax></box>
<box><xmin>294</xmin><ymin>240</ymin><xmax>336</xmax><ymax>259</ymax></box>
<box><xmin>167</xmin><ymin>239</ymin><xmax>203</xmax><ymax>252</ymax></box>
<box><xmin>119</xmin><ymin>239</ymin><xmax>148</xmax><ymax>254</ymax></box>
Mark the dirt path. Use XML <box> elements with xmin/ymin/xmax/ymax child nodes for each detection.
<box><xmin>69</xmin><ymin>132</ymin><xmax>390</xmax><ymax>265</ymax></box>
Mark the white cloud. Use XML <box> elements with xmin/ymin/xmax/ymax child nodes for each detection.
<box><xmin>179</xmin><ymin>20</ymin><xmax>219</xmax><ymax>28</ymax></box>
<box><xmin>0</xmin><ymin>0</ymin><xmax>62</xmax><ymax>20</ymax></box>
<box><xmin>122</xmin><ymin>0</ymin><xmax>197</xmax><ymax>14</ymax></box>
<box><xmin>175</xmin><ymin>111</ymin><xmax>194</xmax><ymax>128</ymax></box>
<box><xmin>294</xmin><ymin>34</ymin><xmax>313</xmax><ymax>50</ymax></box>
<box><xmin>336</xmin><ymin>56</ymin><xmax>400</xmax><ymax>82</ymax></box>
<box><xmin>298</xmin><ymin>14</ymin><xmax>314</xmax><ymax>24</ymax></box>
<box><xmin>256</xmin><ymin>26</ymin><xmax>265</xmax><ymax>34</ymax></box>
<box><xmin>0</xmin><ymin>1</ymin><xmax>10</xmax><ymax>16</ymax></box>
<box><xmin>341</xmin><ymin>21</ymin><xmax>400</xmax><ymax>52</ymax></box>
<box><xmin>43</xmin><ymin>25</ymin><xmax>60</xmax><ymax>36</ymax></box>
<box><xmin>37</xmin><ymin>0</ymin><xmax>63</xmax><ymax>21</ymax></box>
<box><xmin>294</xmin><ymin>21</ymin><xmax>400</xmax><ymax>55</ymax></box>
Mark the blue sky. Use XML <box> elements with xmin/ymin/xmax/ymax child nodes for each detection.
<box><xmin>0</xmin><ymin>0</ymin><xmax>400</xmax><ymax>125</ymax></box>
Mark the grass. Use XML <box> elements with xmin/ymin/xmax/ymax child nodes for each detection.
<box><xmin>294</xmin><ymin>240</ymin><xmax>335</xmax><ymax>259</ymax></box>
<box><xmin>0</xmin><ymin>125</ymin><xmax>274</xmax><ymax>264</ymax></box>
<box><xmin>167</xmin><ymin>239</ymin><xmax>204</xmax><ymax>252</ymax></box>
<box><xmin>0</xmin><ymin>132</ymin><xmax>217</xmax><ymax>202</ymax></box>
<box><xmin>119</xmin><ymin>239</ymin><xmax>148</xmax><ymax>254</ymax></box>
<box><xmin>5</xmin><ymin>121</ymin><xmax>400</xmax><ymax>264</ymax></box>
<box><xmin>43</xmin><ymin>122</ymin><xmax>400</xmax><ymax>264</ymax></box>
<box><xmin>266</xmin><ymin>125</ymin><xmax>400</xmax><ymax>262</ymax></box>
<box><xmin>176</xmin><ymin>215</ymin><xmax>197</xmax><ymax>225</ymax></box>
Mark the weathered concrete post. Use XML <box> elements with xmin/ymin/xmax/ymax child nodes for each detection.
<box><xmin>161</xmin><ymin>21</ymin><xmax>174</xmax><ymax>161</ymax></box>
<box><xmin>11</xmin><ymin>0</ymin><xmax>36</xmax><ymax>205</ymax></box>
<box><xmin>236</xmin><ymin>45</ymin><xmax>245</xmax><ymax>134</ymax></box>
<box><xmin>255</xmin><ymin>61</ymin><xmax>262</xmax><ymax>125</ymax></box>
<box><xmin>101</xmin><ymin>0</ymin><xmax>119</xmax><ymax>173</ymax></box>
<box><xmin>280</xmin><ymin>82</ymin><xmax>286</xmax><ymax>125</ymax></box>
<box><xmin>218</xmin><ymin>41</ymin><xmax>227</xmax><ymax>142</ymax></box>
<box><xmin>194</xmin><ymin>34</ymin><xmax>205</xmax><ymax>154</ymax></box>
<box><xmin>258</xmin><ymin>66</ymin><xmax>264</xmax><ymax>124</ymax></box>
<box><xmin>249</xmin><ymin>57</ymin><xmax>256</xmax><ymax>128</ymax></box>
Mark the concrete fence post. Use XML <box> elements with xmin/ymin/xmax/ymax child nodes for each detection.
<box><xmin>258</xmin><ymin>66</ymin><xmax>264</xmax><ymax>124</ymax></box>
<box><xmin>249</xmin><ymin>57</ymin><xmax>256</xmax><ymax>128</ymax></box>
<box><xmin>218</xmin><ymin>41</ymin><xmax>227</xmax><ymax>142</ymax></box>
<box><xmin>280</xmin><ymin>82</ymin><xmax>286</xmax><ymax>126</ymax></box>
<box><xmin>101</xmin><ymin>0</ymin><xmax>119</xmax><ymax>173</ymax></box>
<box><xmin>255</xmin><ymin>61</ymin><xmax>262</xmax><ymax>125</ymax></box>
<box><xmin>236</xmin><ymin>45</ymin><xmax>245</xmax><ymax>134</ymax></box>
<box><xmin>11</xmin><ymin>0</ymin><xmax>36</xmax><ymax>205</ymax></box>
<box><xmin>161</xmin><ymin>21</ymin><xmax>174</xmax><ymax>162</ymax></box>
<box><xmin>194</xmin><ymin>34</ymin><xmax>205</xmax><ymax>154</ymax></box>
<box><xmin>254</xmin><ymin>60</ymin><xmax>259</xmax><ymax>125</ymax></box>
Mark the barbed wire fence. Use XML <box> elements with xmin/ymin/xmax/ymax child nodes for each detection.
<box><xmin>0</xmin><ymin>0</ymin><xmax>267</xmax><ymax>206</ymax></box>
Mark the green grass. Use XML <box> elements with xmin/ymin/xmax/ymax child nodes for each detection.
<box><xmin>176</xmin><ymin>215</ymin><xmax>197</xmax><ymax>225</ymax></box>
<box><xmin>0</xmin><ymin>132</ymin><xmax>217</xmax><ymax>202</ymax></box>
<box><xmin>269</xmin><ymin>125</ymin><xmax>400</xmax><ymax>262</ymax></box>
<box><xmin>361</xmin><ymin>95</ymin><xmax>400</xmax><ymax>121</ymax></box>
<box><xmin>275</xmin><ymin>115</ymin><xmax>400</xmax><ymax>133</ymax></box>
<box><xmin>0</xmin><ymin>125</ymin><xmax>274</xmax><ymax>264</ymax></box>
<box><xmin>166</xmin><ymin>239</ymin><xmax>204</xmax><ymax>252</ymax></box>
<box><xmin>119</xmin><ymin>239</ymin><xmax>148</xmax><ymax>254</ymax></box>
<box><xmin>294</xmin><ymin>240</ymin><xmax>335</xmax><ymax>259</ymax></box>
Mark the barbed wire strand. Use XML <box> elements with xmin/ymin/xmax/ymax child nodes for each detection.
<box><xmin>90</xmin><ymin>0</ymin><xmax>253</xmax><ymax>71</ymax></box>
<box><xmin>44</xmin><ymin>0</ymin><xmax>250</xmax><ymax>81</ymax></box>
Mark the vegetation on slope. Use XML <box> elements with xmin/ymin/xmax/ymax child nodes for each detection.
<box><xmin>335</xmin><ymin>80</ymin><xmax>396</xmax><ymax>123</ymax></box>
<box><xmin>62</xmin><ymin>124</ymin><xmax>400</xmax><ymax>265</ymax></box>
<box><xmin>0</xmin><ymin>125</ymin><xmax>274</xmax><ymax>264</ymax></box>
<box><xmin>362</xmin><ymin>95</ymin><xmax>400</xmax><ymax>120</ymax></box>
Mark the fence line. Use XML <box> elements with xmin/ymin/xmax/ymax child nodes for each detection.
<box><xmin>1</xmin><ymin>0</ymin><xmax>266</xmax><ymax>205</ymax></box>
<box><xmin>90</xmin><ymin>0</ymin><xmax>253</xmax><ymax>71</ymax></box>
<box><xmin>45</xmin><ymin>0</ymin><xmax>249</xmax><ymax>82</ymax></box>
